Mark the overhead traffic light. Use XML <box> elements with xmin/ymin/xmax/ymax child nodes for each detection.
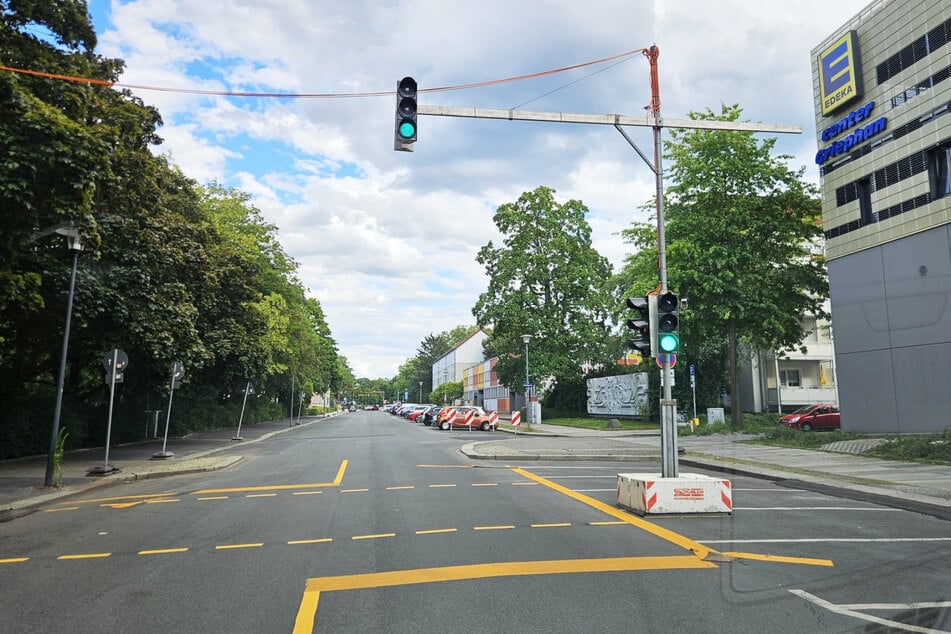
<box><xmin>626</xmin><ymin>296</ymin><xmax>654</xmax><ymax>357</ymax></box>
<box><xmin>656</xmin><ymin>291</ymin><xmax>680</xmax><ymax>354</ymax></box>
<box><xmin>394</xmin><ymin>76</ymin><xmax>417</xmax><ymax>152</ymax></box>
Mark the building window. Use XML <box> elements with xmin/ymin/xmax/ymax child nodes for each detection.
<box><xmin>928</xmin><ymin>144</ymin><xmax>951</xmax><ymax>200</ymax></box>
<box><xmin>780</xmin><ymin>370</ymin><xmax>801</xmax><ymax>388</ymax></box>
<box><xmin>857</xmin><ymin>177</ymin><xmax>874</xmax><ymax>226</ymax></box>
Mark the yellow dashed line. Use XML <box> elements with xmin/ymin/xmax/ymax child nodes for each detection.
<box><xmin>197</xmin><ymin>496</ymin><xmax>229</xmax><ymax>501</ymax></box>
<box><xmin>386</xmin><ymin>486</ymin><xmax>414</xmax><ymax>490</ymax></box>
<box><xmin>590</xmin><ymin>521</ymin><xmax>626</xmax><ymax>526</ymax></box>
<box><xmin>0</xmin><ymin>557</ymin><xmax>29</xmax><ymax>564</ymax></box>
<box><xmin>429</xmin><ymin>484</ymin><xmax>456</xmax><ymax>488</ymax></box>
<box><xmin>474</xmin><ymin>525</ymin><xmax>515</xmax><ymax>531</ymax></box>
<box><xmin>531</xmin><ymin>523</ymin><xmax>571</xmax><ymax>528</ymax></box>
<box><xmin>471</xmin><ymin>483</ymin><xmax>498</xmax><ymax>487</ymax></box>
<box><xmin>340</xmin><ymin>488</ymin><xmax>369</xmax><ymax>493</ymax></box>
<box><xmin>352</xmin><ymin>533</ymin><xmax>396</xmax><ymax>541</ymax></box>
<box><xmin>288</xmin><ymin>538</ymin><xmax>333</xmax><ymax>545</ymax></box>
<box><xmin>246</xmin><ymin>493</ymin><xmax>277</xmax><ymax>498</ymax></box>
<box><xmin>58</xmin><ymin>552</ymin><xmax>111</xmax><ymax>560</ymax></box>
<box><xmin>215</xmin><ymin>543</ymin><xmax>263</xmax><ymax>550</ymax></box>
<box><xmin>64</xmin><ymin>492</ymin><xmax>176</xmax><ymax>505</ymax></box>
<box><xmin>415</xmin><ymin>528</ymin><xmax>457</xmax><ymax>535</ymax></box>
<box><xmin>138</xmin><ymin>548</ymin><xmax>188</xmax><ymax>555</ymax></box>
<box><xmin>44</xmin><ymin>507</ymin><xmax>78</xmax><ymax>512</ymax></box>
<box><xmin>145</xmin><ymin>498</ymin><xmax>179</xmax><ymax>504</ymax></box>
<box><xmin>292</xmin><ymin>491</ymin><xmax>322</xmax><ymax>496</ymax></box>
<box><xmin>512</xmin><ymin>482</ymin><xmax>537</xmax><ymax>486</ymax></box>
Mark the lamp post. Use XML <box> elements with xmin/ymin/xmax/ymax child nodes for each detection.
<box><xmin>521</xmin><ymin>334</ymin><xmax>532</xmax><ymax>424</ymax></box>
<box><xmin>418</xmin><ymin>381</ymin><xmax>423</xmax><ymax>403</ymax></box>
<box><xmin>45</xmin><ymin>228</ymin><xmax>83</xmax><ymax>486</ymax></box>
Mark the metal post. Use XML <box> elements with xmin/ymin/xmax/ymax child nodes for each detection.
<box><xmin>102</xmin><ymin>348</ymin><xmax>118</xmax><ymax>470</ymax></box>
<box><xmin>233</xmin><ymin>381</ymin><xmax>250</xmax><ymax>440</ymax></box>
<box><xmin>44</xmin><ymin>245</ymin><xmax>81</xmax><ymax>487</ymax></box>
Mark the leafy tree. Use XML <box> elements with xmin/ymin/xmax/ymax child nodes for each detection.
<box><xmin>473</xmin><ymin>186</ymin><xmax>614</xmax><ymax>394</ymax></box>
<box><xmin>624</xmin><ymin>104</ymin><xmax>828</xmax><ymax>430</ymax></box>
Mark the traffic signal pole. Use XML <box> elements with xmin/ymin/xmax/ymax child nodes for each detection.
<box><xmin>401</xmin><ymin>46</ymin><xmax>801</xmax><ymax>478</ymax></box>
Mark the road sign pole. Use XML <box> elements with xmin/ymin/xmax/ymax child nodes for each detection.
<box><xmin>103</xmin><ymin>348</ymin><xmax>118</xmax><ymax>470</ymax></box>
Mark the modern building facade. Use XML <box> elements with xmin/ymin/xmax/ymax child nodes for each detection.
<box><xmin>462</xmin><ymin>357</ymin><xmax>517</xmax><ymax>412</ymax></box>
<box><xmin>812</xmin><ymin>0</ymin><xmax>951</xmax><ymax>432</ymax></box>
<box><xmin>431</xmin><ymin>329</ymin><xmax>489</xmax><ymax>390</ymax></box>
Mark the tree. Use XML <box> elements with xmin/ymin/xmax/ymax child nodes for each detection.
<box><xmin>473</xmin><ymin>186</ymin><xmax>614</xmax><ymax>394</ymax></box>
<box><xmin>655</xmin><ymin>104</ymin><xmax>828</xmax><ymax>429</ymax></box>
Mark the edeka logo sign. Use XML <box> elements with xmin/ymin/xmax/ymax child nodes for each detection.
<box><xmin>815</xmin><ymin>101</ymin><xmax>887</xmax><ymax>165</ymax></box>
<box><xmin>818</xmin><ymin>31</ymin><xmax>863</xmax><ymax>116</ymax></box>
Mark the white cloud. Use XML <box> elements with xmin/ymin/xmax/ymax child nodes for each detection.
<box><xmin>88</xmin><ymin>0</ymin><xmax>869</xmax><ymax>378</ymax></box>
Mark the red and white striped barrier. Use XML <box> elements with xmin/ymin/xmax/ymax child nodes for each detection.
<box><xmin>464</xmin><ymin>410</ymin><xmax>475</xmax><ymax>427</ymax></box>
<box><xmin>510</xmin><ymin>411</ymin><xmax>521</xmax><ymax>427</ymax></box>
<box><xmin>487</xmin><ymin>411</ymin><xmax>499</xmax><ymax>427</ymax></box>
<box><xmin>617</xmin><ymin>473</ymin><xmax>732</xmax><ymax>515</ymax></box>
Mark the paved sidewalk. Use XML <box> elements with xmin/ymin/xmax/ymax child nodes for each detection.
<box><xmin>463</xmin><ymin>423</ymin><xmax>951</xmax><ymax>519</ymax></box>
<box><xmin>0</xmin><ymin>415</ymin><xmax>330</xmax><ymax>518</ymax></box>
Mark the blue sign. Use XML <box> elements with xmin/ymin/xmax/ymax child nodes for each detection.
<box><xmin>689</xmin><ymin>364</ymin><xmax>695</xmax><ymax>377</ymax></box>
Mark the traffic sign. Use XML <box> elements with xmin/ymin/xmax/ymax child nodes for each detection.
<box><xmin>655</xmin><ymin>353</ymin><xmax>677</xmax><ymax>368</ymax></box>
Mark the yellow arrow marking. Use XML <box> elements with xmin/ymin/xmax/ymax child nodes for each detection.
<box><xmin>192</xmin><ymin>459</ymin><xmax>348</xmax><ymax>494</ymax></box>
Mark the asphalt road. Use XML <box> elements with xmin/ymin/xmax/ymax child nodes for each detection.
<box><xmin>1</xmin><ymin>411</ymin><xmax>949</xmax><ymax>633</ymax></box>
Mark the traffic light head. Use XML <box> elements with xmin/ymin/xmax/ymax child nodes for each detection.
<box><xmin>626</xmin><ymin>296</ymin><xmax>653</xmax><ymax>356</ymax></box>
<box><xmin>656</xmin><ymin>292</ymin><xmax>679</xmax><ymax>354</ymax></box>
<box><xmin>394</xmin><ymin>76</ymin><xmax>417</xmax><ymax>151</ymax></box>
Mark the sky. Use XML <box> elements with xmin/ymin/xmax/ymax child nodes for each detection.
<box><xmin>84</xmin><ymin>0</ymin><xmax>870</xmax><ymax>380</ymax></box>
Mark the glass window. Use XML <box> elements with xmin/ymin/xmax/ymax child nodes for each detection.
<box><xmin>929</xmin><ymin>145</ymin><xmax>951</xmax><ymax>199</ymax></box>
<box><xmin>780</xmin><ymin>370</ymin><xmax>801</xmax><ymax>388</ymax></box>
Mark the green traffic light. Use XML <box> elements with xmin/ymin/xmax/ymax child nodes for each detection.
<box><xmin>658</xmin><ymin>333</ymin><xmax>679</xmax><ymax>353</ymax></box>
<box><xmin>398</xmin><ymin>121</ymin><xmax>416</xmax><ymax>139</ymax></box>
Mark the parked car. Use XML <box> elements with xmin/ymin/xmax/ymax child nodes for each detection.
<box><xmin>434</xmin><ymin>406</ymin><xmax>497</xmax><ymax>431</ymax></box>
<box><xmin>406</xmin><ymin>405</ymin><xmax>432</xmax><ymax>422</ymax></box>
<box><xmin>421</xmin><ymin>406</ymin><xmax>443</xmax><ymax>426</ymax></box>
<box><xmin>779</xmin><ymin>403</ymin><xmax>840</xmax><ymax>431</ymax></box>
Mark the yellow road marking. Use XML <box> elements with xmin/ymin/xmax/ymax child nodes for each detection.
<box><xmin>197</xmin><ymin>496</ymin><xmax>229</xmax><ymax>501</ymax></box>
<box><xmin>531</xmin><ymin>523</ymin><xmax>571</xmax><ymax>528</ymax></box>
<box><xmin>415</xmin><ymin>528</ymin><xmax>457</xmax><ymax>535</ymax></box>
<box><xmin>192</xmin><ymin>460</ymin><xmax>348</xmax><ymax>495</ymax></box>
<box><xmin>0</xmin><ymin>558</ymin><xmax>29</xmax><ymax>564</ymax></box>
<box><xmin>138</xmin><ymin>548</ymin><xmax>188</xmax><ymax>555</ymax></box>
<box><xmin>293</xmin><ymin>555</ymin><xmax>716</xmax><ymax>632</ymax></box>
<box><xmin>101</xmin><ymin>502</ymin><xmax>142</xmax><ymax>509</ymax></box>
<box><xmin>511</xmin><ymin>467</ymin><xmax>716</xmax><ymax>561</ymax></box>
<box><xmin>721</xmin><ymin>551</ymin><xmax>834</xmax><ymax>567</ymax></box>
<box><xmin>340</xmin><ymin>488</ymin><xmax>369</xmax><ymax>493</ymax></box>
<box><xmin>66</xmin><ymin>492</ymin><xmax>175</xmax><ymax>505</ymax></box>
<box><xmin>43</xmin><ymin>507</ymin><xmax>78</xmax><ymax>512</ymax></box>
<box><xmin>471</xmin><ymin>483</ymin><xmax>498</xmax><ymax>487</ymax></box>
<box><xmin>474</xmin><ymin>525</ymin><xmax>515</xmax><ymax>531</ymax></box>
<box><xmin>418</xmin><ymin>464</ymin><xmax>473</xmax><ymax>468</ymax></box>
<box><xmin>429</xmin><ymin>484</ymin><xmax>455</xmax><ymax>488</ymax></box>
<box><xmin>144</xmin><ymin>498</ymin><xmax>179</xmax><ymax>504</ymax></box>
<box><xmin>215</xmin><ymin>543</ymin><xmax>263</xmax><ymax>550</ymax></box>
<box><xmin>246</xmin><ymin>493</ymin><xmax>277</xmax><ymax>498</ymax></box>
<box><xmin>292</xmin><ymin>491</ymin><xmax>322</xmax><ymax>496</ymax></box>
<box><xmin>58</xmin><ymin>552</ymin><xmax>111</xmax><ymax>560</ymax></box>
<box><xmin>386</xmin><ymin>486</ymin><xmax>414</xmax><ymax>490</ymax></box>
<box><xmin>352</xmin><ymin>533</ymin><xmax>395</xmax><ymax>541</ymax></box>
<box><xmin>512</xmin><ymin>482</ymin><xmax>537</xmax><ymax>486</ymax></box>
<box><xmin>288</xmin><ymin>538</ymin><xmax>333</xmax><ymax>545</ymax></box>
<box><xmin>590</xmin><ymin>521</ymin><xmax>627</xmax><ymax>526</ymax></box>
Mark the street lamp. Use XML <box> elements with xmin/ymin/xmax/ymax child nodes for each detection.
<box><xmin>521</xmin><ymin>334</ymin><xmax>532</xmax><ymax>424</ymax></box>
<box><xmin>419</xmin><ymin>381</ymin><xmax>423</xmax><ymax>403</ymax></box>
<box><xmin>45</xmin><ymin>228</ymin><xmax>83</xmax><ymax>486</ymax></box>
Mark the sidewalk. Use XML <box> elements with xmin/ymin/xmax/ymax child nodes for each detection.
<box><xmin>0</xmin><ymin>415</ymin><xmax>329</xmax><ymax>518</ymax></box>
<box><xmin>2</xmin><ymin>417</ymin><xmax>948</xmax><ymax>521</ymax></box>
<box><xmin>462</xmin><ymin>422</ymin><xmax>951</xmax><ymax>519</ymax></box>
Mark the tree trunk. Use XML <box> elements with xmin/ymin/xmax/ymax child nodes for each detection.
<box><xmin>728</xmin><ymin>318</ymin><xmax>742</xmax><ymax>431</ymax></box>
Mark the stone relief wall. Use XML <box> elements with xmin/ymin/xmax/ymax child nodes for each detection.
<box><xmin>586</xmin><ymin>373</ymin><xmax>648</xmax><ymax>416</ymax></box>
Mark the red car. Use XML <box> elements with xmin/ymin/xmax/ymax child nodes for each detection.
<box><xmin>779</xmin><ymin>403</ymin><xmax>841</xmax><ymax>431</ymax></box>
<box><xmin>434</xmin><ymin>406</ymin><xmax>497</xmax><ymax>431</ymax></box>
